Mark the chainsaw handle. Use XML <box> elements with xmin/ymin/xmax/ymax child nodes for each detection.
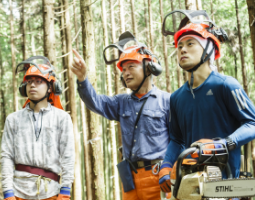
<box><xmin>173</xmin><ymin>147</ymin><xmax>197</xmax><ymax>198</ymax></box>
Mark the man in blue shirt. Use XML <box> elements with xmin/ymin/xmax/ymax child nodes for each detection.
<box><xmin>158</xmin><ymin>18</ymin><xmax>255</xmax><ymax>194</ymax></box>
<box><xmin>71</xmin><ymin>39</ymin><xmax>170</xmax><ymax>199</ymax></box>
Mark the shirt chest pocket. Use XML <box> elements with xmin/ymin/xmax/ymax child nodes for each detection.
<box><xmin>142</xmin><ymin>110</ymin><xmax>166</xmax><ymax>135</ymax></box>
<box><xmin>119</xmin><ymin>111</ymin><xmax>134</xmax><ymax>135</ymax></box>
<box><xmin>43</xmin><ymin>127</ymin><xmax>59</xmax><ymax>148</ymax></box>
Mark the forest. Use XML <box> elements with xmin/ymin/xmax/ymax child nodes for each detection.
<box><xmin>0</xmin><ymin>0</ymin><xmax>255</xmax><ymax>199</ymax></box>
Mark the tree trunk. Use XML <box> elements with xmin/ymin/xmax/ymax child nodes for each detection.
<box><xmin>235</xmin><ymin>0</ymin><xmax>251</xmax><ymax>174</ymax></box>
<box><xmin>81</xmin><ymin>100</ymin><xmax>93</xmax><ymax>200</ymax></box>
<box><xmin>246</xmin><ymin>0</ymin><xmax>255</xmax><ymax>74</ymax></box>
<box><xmin>102</xmin><ymin>0</ymin><xmax>120</xmax><ymax>199</ymax></box>
<box><xmin>21</xmin><ymin>0</ymin><xmax>26</xmax><ymax>60</ymax></box>
<box><xmin>58</xmin><ymin>0</ymin><xmax>70</xmax><ymax>112</ymax></box>
<box><xmin>80</xmin><ymin>0</ymin><xmax>106</xmax><ymax>199</ymax></box>
<box><xmin>179</xmin><ymin>0</ymin><xmax>182</xmax><ymax>9</ymax></box>
<box><xmin>72</xmin><ymin>1</ymin><xmax>85</xmax><ymax>199</ymax></box>
<box><xmin>62</xmin><ymin>0</ymin><xmax>82</xmax><ymax>199</ymax></box>
<box><xmin>144</xmin><ymin>0</ymin><xmax>150</xmax><ymax>48</ymax></box>
<box><xmin>43</xmin><ymin>0</ymin><xmax>56</xmax><ymax>66</ymax></box>
<box><xmin>185</xmin><ymin>0</ymin><xmax>196</xmax><ymax>10</ymax></box>
<box><xmin>170</xmin><ymin>0</ymin><xmax>181</xmax><ymax>88</ymax></box>
<box><xmin>73</xmin><ymin>0</ymin><xmax>80</xmax><ymax>50</ymax></box>
<box><xmin>9</xmin><ymin>0</ymin><xmax>18</xmax><ymax>112</ymax></box>
<box><xmin>210</xmin><ymin>0</ymin><xmax>221</xmax><ymax>72</ymax></box>
<box><xmin>235</xmin><ymin>0</ymin><xmax>248</xmax><ymax>95</ymax></box>
<box><xmin>159</xmin><ymin>0</ymin><xmax>171</xmax><ymax>93</ymax></box>
<box><xmin>110</xmin><ymin>0</ymin><xmax>122</xmax><ymax>167</ymax></box>
<box><xmin>130</xmin><ymin>0</ymin><xmax>137</xmax><ymax>37</ymax></box>
<box><xmin>234</xmin><ymin>54</ymin><xmax>237</xmax><ymax>79</ymax></box>
<box><xmin>0</xmin><ymin>45</ymin><xmax>6</xmax><ymax>133</ymax></box>
<box><xmin>147</xmin><ymin>0</ymin><xmax>154</xmax><ymax>52</ymax></box>
<box><xmin>196</xmin><ymin>0</ymin><xmax>202</xmax><ymax>10</ymax></box>
<box><xmin>119</xmin><ymin>0</ymin><xmax>125</xmax><ymax>34</ymax></box>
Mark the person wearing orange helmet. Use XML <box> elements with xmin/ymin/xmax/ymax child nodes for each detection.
<box><xmin>159</xmin><ymin>10</ymin><xmax>255</xmax><ymax>197</ymax></box>
<box><xmin>1</xmin><ymin>56</ymin><xmax>75</xmax><ymax>200</ymax></box>
<box><xmin>71</xmin><ymin>31</ymin><xmax>171</xmax><ymax>200</ymax></box>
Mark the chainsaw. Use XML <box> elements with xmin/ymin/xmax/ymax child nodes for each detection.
<box><xmin>161</xmin><ymin>142</ymin><xmax>255</xmax><ymax>200</ymax></box>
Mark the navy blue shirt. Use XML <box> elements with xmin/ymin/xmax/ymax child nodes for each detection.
<box><xmin>164</xmin><ymin>71</ymin><xmax>255</xmax><ymax>177</ymax></box>
<box><xmin>77</xmin><ymin>78</ymin><xmax>171</xmax><ymax>161</ymax></box>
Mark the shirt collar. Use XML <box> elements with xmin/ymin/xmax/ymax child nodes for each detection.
<box><xmin>26</xmin><ymin>102</ymin><xmax>52</xmax><ymax>112</ymax></box>
<box><xmin>129</xmin><ymin>85</ymin><xmax>158</xmax><ymax>100</ymax></box>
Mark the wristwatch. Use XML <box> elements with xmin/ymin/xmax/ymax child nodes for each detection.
<box><xmin>225</xmin><ymin>137</ymin><xmax>236</xmax><ymax>151</ymax></box>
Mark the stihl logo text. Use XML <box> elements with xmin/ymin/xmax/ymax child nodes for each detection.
<box><xmin>215</xmin><ymin>186</ymin><xmax>233</xmax><ymax>192</ymax></box>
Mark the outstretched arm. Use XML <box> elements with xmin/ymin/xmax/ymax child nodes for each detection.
<box><xmin>71</xmin><ymin>49</ymin><xmax>120</xmax><ymax>121</ymax></box>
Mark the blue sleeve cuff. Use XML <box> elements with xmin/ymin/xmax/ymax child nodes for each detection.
<box><xmin>59</xmin><ymin>187</ymin><xmax>71</xmax><ymax>195</ymax></box>
<box><xmin>77</xmin><ymin>77</ymin><xmax>88</xmax><ymax>88</ymax></box>
<box><xmin>3</xmin><ymin>189</ymin><xmax>15</xmax><ymax>198</ymax></box>
<box><xmin>160</xmin><ymin>161</ymin><xmax>172</xmax><ymax>169</ymax></box>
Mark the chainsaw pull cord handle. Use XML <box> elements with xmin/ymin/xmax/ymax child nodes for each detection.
<box><xmin>173</xmin><ymin>147</ymin><xmax>197</xmax><ymax>198</ymax></box>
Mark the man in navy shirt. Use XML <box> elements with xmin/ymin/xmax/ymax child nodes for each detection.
<box><xmin>71</xmin><ymin>38</ymin><xmax>171</xmax><ymax>199</ymax></box>
<box><xmin>158</xmin><ymin>19</ymin><xmax>255</xmax><ymax>194</ymax></box>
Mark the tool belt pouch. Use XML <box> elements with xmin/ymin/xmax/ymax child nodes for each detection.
<box><xmin>117</xmin><ymin>159</ymin><xmax>135</xmax><ymax>192</ymax></box>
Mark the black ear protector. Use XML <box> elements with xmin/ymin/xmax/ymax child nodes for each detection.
<box><xmin>138</xmin><ymin>48</ymin><xmax>162</xmax><ymax>76</ymax></box>
<box><xmin>119</xmin><ymin>48</ymin><xmax>163</xmax><ymax>89</ymax></box>
<box><xmin>19</xmin><ymin>82</ymin><xmax>28</xmax><ymax>97</ymax></box>
<box><xmin>52</xmin><ymin>79</ymin><xmax>63</xmax><ymax>95</ymax></box>
<box><xmin>147</xmin><ymin>55</ymin><xmax>162</xmax><ymax>76</ymax></box>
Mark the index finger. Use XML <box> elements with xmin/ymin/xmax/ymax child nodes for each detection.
<box><xmin>72</xmin><ymin>49</ymin><xmax>83</xmax><ymax>60</ymax></box>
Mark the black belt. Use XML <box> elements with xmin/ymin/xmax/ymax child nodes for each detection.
<box><xmin>131</xmin><ymin>159</ymin><xmax>162</xmax><ymax>169</ymax></box>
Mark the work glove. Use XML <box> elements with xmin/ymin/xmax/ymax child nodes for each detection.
<box><xmin>191</xmin><ymin>138</ymin><xmax>226</xmax><ymax>158</ymax></box>
<box><xmin>3</xmin><ymin>189</ymin><xmax>16</xmax><ymax>200</ymax></box>
<box><xmin>57</xmin><ymin>187</ymin><xmax>71</xmax><ymax>200</ymax></box>
<box><xmin>159</xmin><ymin>162</ymin><xmax>172</xmax><ymax>193</ymax></box>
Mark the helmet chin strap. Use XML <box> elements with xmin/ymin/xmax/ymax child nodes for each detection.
<box><xmin>179</xmin><ymin>39</ymin><xmax>214</xmax><ymax>99</ymax></box>
<box><xmin>132</xmin><ymin>59</ymin><xmax>150</xmax><ymax>94</ymax></box>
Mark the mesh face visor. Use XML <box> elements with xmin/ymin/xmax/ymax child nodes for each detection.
<box><xmin>15</xmin><ymin>56</ymin><xmax>54</xmax><ymax>75</ymax></box>
<box><xmin>162</xmin><ymin>10</ymin><xmax>216</xmax><ymax>36</ymax></box>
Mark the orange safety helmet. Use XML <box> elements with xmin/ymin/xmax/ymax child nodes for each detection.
<box><xmin>16</xmin><ymin>56</ymin><xmax>63</xmax><ymax>110</ymax></box>
<box><xmin>116</xmin><ymin>46</ymin><xmax>153</xmax><ymax>71</ymax></box>
<box><xmin>23</xmin><ymin>64</ymin><xmax>57</xmax><ymax>82</ymax></box>
<box><xmin>174</xmin><ymin>23</ymin><xmax>221</xmax><ymax>60</ymax></box>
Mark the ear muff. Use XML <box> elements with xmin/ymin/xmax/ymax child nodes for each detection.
<box><xmin>120</xmin><ymin>73</ymin><xmax>127</xmax><ymax>88</ymax></box>
<box><xmin>140</xmin><ymin>48</ymin><xmax>162</xmax><ymax>76</ymax></box>
<box><xmin>147</xmin><ymin>61</ymin><xmax>162</xmax><ymax>76</ymax></box>
<box><xmin>52</xmin><ymin>81</ymin><xmax>63</xmax><ymax>95</ymax></box>
<box><xmin>147</xmin><ymin>55</ymin><xmax>162</xmax><ymax>76</ymax></box>
<box><xmin>19</xmin><ymin>82</ymin><xmax>27</xmax><ymax>97</ymax></box>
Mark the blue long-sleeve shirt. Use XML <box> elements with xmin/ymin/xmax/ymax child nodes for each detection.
<box><xmin>77</xmin><ymin>78</ymin><xmax>171</xmax><ymax>162</ymax></box>
<box><xmin>164</xmin><ymin>71</ymin><xmax>255</xmax><ymax>177</ymax></box>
